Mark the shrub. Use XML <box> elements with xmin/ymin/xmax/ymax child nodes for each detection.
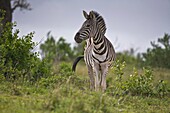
<box><xmin>125</xmin><ymin>68</ymin><xmax>154</xmax><ymax>96</ymax></box>
<box><xmin>0</xmin><ymin>21</ymin><xmax>36</xmax><ymax>80</ymax></box>
<box><xmin>38</xmin><ymin>62</ymin><xmax>74</xmax><ymax>88</ymax></box>
<box><xmin>155</xmin><ymin>80</ymin><xmax>170</xmax><ymax>97</ymax></box>
<box><xmin>29</xmin><ymin>58</ymin><xmax>52</xmax><ymax>83</ymax></box>
<box><xmin>108</xmin><ymin>60</ymin><xmax>170</xmax><ymax>97</ymax></box>
<box><xmin>39</xmin><ymin>62</ymin><xmax>89</xmax><ymax>90</ymax></box>
<box><xmin>107</xmin><ymin>60</ymin><xmax>126</xmax><ymax>95</ymax></box>
<box><xmin>0</xmin><ymin>16</ymin><xmax>51</xmax><ymax>82</ymax></box>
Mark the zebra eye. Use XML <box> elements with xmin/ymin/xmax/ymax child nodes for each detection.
<box><xmin>86</xmin><ymin>24</ymin><xmax>90</xmax><ymax>27</ymax></box>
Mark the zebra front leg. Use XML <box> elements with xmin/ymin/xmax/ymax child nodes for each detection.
<box><xmin>87</xmin><ymin>66</ymin><xmax>95</xmax><ymax>90</ymax></box>
<box><xmin>101</xmin><ymin>64</ymin><xmax>109</xmax><ymax>92</ymax></box>
<box><xmin>93</xmin><ymin>63</ymin><xmax>100</xmax><ymax>91</ymax></box>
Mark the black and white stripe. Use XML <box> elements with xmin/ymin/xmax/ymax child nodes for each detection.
<box><xmin>74</xmin><ymin>10</ymin><xmax>116</xmax><ymax>91</ymax></box>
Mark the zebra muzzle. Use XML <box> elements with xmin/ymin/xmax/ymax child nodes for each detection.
<box><xmin>74</xmin><ymin>32</ymin><xmax>83</xmax><ymax>43</ymax></box>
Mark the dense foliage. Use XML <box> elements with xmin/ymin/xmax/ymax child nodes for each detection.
<box><xmin>0</xmin><ymin>20</ymin><xmax>51</xmax><ymax>82</ymax></box>
<box><xmin>107</xmin><ymin>60</ymin><xmax>170</xmax><ymax>97</ymax></box>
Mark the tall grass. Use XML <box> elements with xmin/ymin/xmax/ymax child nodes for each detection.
<box><xmin>0</xmin><ymin>61</ymin><xmax>170</xmax><ymax>113</ymax></box>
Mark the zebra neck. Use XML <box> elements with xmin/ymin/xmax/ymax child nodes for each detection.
<box><xmin>86</xmin><ymin>38</ymin><xmax>92</xmax><ymax>47</ymax></box>
<box><xmin>93</xmin><ymin>31</ymin><xmax>104</xmax><ymax>45</ymax></box>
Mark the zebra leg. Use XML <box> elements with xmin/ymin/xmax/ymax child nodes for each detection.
<box><xmin>93</xmin><ymin>62</ymin><xmax>100</xmax><ymax>91</ymax></box>
<box><xmin>100</xmin><ymin>64</ymin><xmax>109</xmax><ymax>92</ymax></box>
<box><xmin>87</xmin><ymin>66</ymin><xmax>95</xmax><ymax>90</ymax></box>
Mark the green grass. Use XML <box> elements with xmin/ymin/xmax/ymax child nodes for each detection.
<box><xmin>0</xmin><ymin>63</ymin><xmax>170</xmax><ymax>113</ymax></box>
<box><xmin>0</xmin><ymin>84</ymin><xmax>169</xmax><ymax>113</ymax></box>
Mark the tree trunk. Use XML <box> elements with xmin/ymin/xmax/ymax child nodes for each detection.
<box><xmin>0</xmin><ymin>0</ymin><xmax>12</xmax><ymax>34</ymax></box>
<box><xmin>0</xmin><ymin>0</ymin><xmax>12</xmax><ymax>23</ymax></box>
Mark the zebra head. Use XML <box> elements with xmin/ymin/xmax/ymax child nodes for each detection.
<box><xmin>74</xmin><ymin>10</ymin><xmax>106</xmax><ymax>43</ymax></box>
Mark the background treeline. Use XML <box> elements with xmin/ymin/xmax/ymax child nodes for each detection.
<box><xmin>40</xmin><ymin>30</ymin><xmax>170</xmax><ymax>69</ymax></box>
<box><xmin>39</xmin><ymin>31</ymin><xmax>85</xmax><ymax>63</ymax></box>
<box><xmin>1</xmin><ymin>17</ymin><xmax>170</xmax><ymax>83</ymax></box>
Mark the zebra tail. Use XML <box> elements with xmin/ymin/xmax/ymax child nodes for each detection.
<box><xmin>72</xmin><ymin>56</ymin><xmax>84</xmax><ymax>72</ymax></box>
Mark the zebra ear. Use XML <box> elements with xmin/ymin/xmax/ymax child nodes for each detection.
<box><xmin>89</xmin><ymin>11</ymin><xmax>96</xmax><ymax>20</ymax></box>
<box><xmin>83</xmin><ymin>10</ymin><xmax>89</xmax><ymax>19</ymax></box>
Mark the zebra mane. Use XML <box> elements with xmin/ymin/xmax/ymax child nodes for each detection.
<box><xmin>92</xmin><ymin>11</ymin><xmax>107</xmax><ymax>34</ymax></box>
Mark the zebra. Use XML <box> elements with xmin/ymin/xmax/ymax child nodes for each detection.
<box><xmin>73</xmin><ymin>10</ymin><xmax>116</xmax><ymax>91</ymax></box>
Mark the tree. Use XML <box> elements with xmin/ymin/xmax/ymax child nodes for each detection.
<box><xmin>40</xmin><ymin>32</ymin><xmax>74</xmax><ymax>63</ymax></box>
<box><xmin>56</xmin><ymin>37</ymin><xmax>74</xmax><ymax>61</ymax></box>
<box><xmin>0</xmin><ymin>0</ymin><xmax>31</xmax><ymax>32</ymax></box>
<box><xmin>40</xmin><ymin>32</ymin><xmax>57</xmax><ymax>62</ymax></box>
<box><xmin>143</xmin><ymin>33</ymin><xmax>170</xmax><ymax>68</ymax></box>
<box><xmin>73</xmin><ymin>41</ymin><xmax>85</xmax><ymax>56</ymax></box>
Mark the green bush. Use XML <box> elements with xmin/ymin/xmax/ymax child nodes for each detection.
<box><xmin>39</xmin><ymin>62</ymin><xmax>89</xmax><ymax>90</ymax></box>
<box><xmin>107</xmin><ymin>60</ymin><xmax>126</xmax><ymax>95</ymax></box>
<box><xmin>30</xmin><ymin>58</ymin><xmax>52</xmax><ymax>83</ymax></box>
<box><xmin>125</xmin><ymin>68</ymin><xmax>154</xmax><ymax>96</ymax></box>
<box><xmin>58</xmin><ymin>62</ymin><xmax>73</xmax><ymax>77</ymax></box>
<box><xmin>0</xmin><ymin>17</ymin><xmax>51</xmax><ymax>82</ymax></box>
<box><xmin>0</xmin><ymin>22</ymin><xmax>36</xmax><ymax>80</ymax></box>
<box><xmin>108</xmin><ymin>60</ymin><xmax>170</xmax><ymax>97</ymax></box>
<box><xmin>38</xmin><ymin>62</ymin><xmax>73</xmax><ymax>88</ymax></box>
<box><xmin>155</xmin><ymin>80</ymin><xmax>170</xmax><ymax>97</ymax></box>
